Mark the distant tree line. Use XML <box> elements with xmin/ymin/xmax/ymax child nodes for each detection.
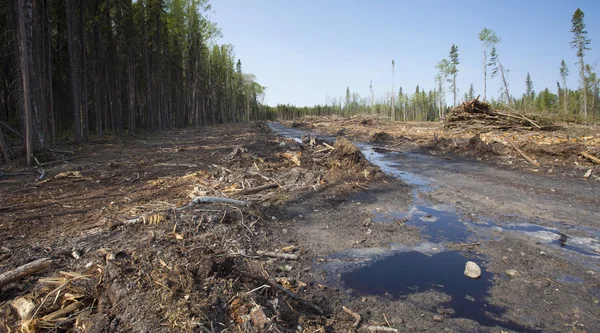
<box><xmin>0</xmin><ymin>0</ymin><xmax>269</xmax><ymax>165</ymax></box>
<box><xmin>274</xmin><ymin>8</ymin><xmax>598</xmax><ymax>122</ymax></box>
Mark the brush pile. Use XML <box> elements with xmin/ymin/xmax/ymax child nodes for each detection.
<box><xmin>445</xmin><ymin>98</ymin><xmax>556</xmax><ymax>132</ymax></box>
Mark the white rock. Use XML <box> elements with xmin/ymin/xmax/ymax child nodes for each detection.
<box><xmin>464</xmin><ymin>261</ymin><xmax>481</xmax><ymax>279</ymax></box>
<box><xmin>506</xmin><ymin>269</ymin><xmax>520</xmax><ymax>277</ymax></box>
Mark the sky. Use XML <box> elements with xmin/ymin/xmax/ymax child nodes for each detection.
<box><xmin>209</xmin><ymin>0</ymin><xmax>600</xmax><ymax>107</ymax></box>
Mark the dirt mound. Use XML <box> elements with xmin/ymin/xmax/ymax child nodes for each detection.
<box><xmin>370</xmin><ymin>131</ymin><xmax>393</xmax><ymax>143</ymax></box>
<box><xmin>445</xmin><ymin>98</ymin><xmax>556</xmax><ymax>132</ymax></box>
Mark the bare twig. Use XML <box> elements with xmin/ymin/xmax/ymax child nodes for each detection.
<box><xmin>366</xmin><ymin>325</ymin><xmax>398</xmax><ymax>332</ymax></box>
<box><xmin>343</xmin><ymin>306</ymin><xmax>361</xmax><ymax>328</ymax></box>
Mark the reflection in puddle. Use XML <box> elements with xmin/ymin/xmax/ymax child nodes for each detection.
<box><xmin>342</xmin><ymin>251</ymin><xmax>538</xmax><ymax>332</ymax></box>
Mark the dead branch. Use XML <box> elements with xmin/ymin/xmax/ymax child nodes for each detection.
<box><xmin>177</xmin><ymin>196</ymin><xmax>249</xmax><ymax>210</ymax></box>
<box><xmin>366</xmin><ymin>326</ymin><xmax>398</xmax><ymax>332</ymax></box>
<box><xmin>155</xmin><ymin>163</ymin><xmax>198</xmax><ymax>168</ymax></box>
<box><xmin>241</xmin><ymin>273</ymin><xmax>323</xmax><ymax>314</ymax></box>
<box><xmin>0</xmin><ymin>120</ymin><xmax>24</xmax><ymax>139</ymax></box>
<box><xmin>48</xmin><ymin>148</ymin><xmax>75</xmax><ymax>155</ymax></box>
<box><xmin>492</xmin><ymin>137</ymin><xmax>540</xmax><ymax>167</ymax></box>
<box><xmin>342</xmin><ymin>306</ymin><xmax>361</xmax><ymax>328</ymax></box>
<box><xmin>236</xmin><ymin>183</ymin><xmax>279</xmax><ymax>195</ymax></box>
<box><xmin>580</xmin><ymin>151</ymin><xmax>600</xmax><ymax>164</ymax></box>
<box><xmin>0</xmin><ymin>258</ymin><xmax>52</xmax><ymax>288</ymax></box>
<box><xmin>39</xmin><ymin>155</ymin><xmax>84</xmax><ymax>166</ymax></box>
<box><xmin>256</xmin><ymin>251</ymin><xmax>298</xmax><ymax>260</ymax></box>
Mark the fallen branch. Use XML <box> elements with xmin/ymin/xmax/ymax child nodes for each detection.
<box><xmin>256</xmin><ymin>251</ymin><xmax>298</xmax><ymax>260</ymax></box>
<box><xmin>0</xmin><ymin>120</ymin><xmax>24</xmax><ymax>139</ymax></box>
<box><xmin>155</xmin><ymin>163</ymin><xmax>198</xmax><ymax>168</ymax></box>
<box><xmin>0</xmin><ymin>258</ymin><xmax>52</xmax><ymax>288</ymax></box>
<box><xmin>366</xmin><ymin>325</ymin><xmax>398</xmax><ymax>332</ymax></box>
<box><xmin>492</xmin><ymin>137</ymin><xmax>540</xmax><ymax>167</ymax></box>
<box><xmin>48</xmin><ymin>148</ymin><xmax>75</xmax><ymax>155</ymax></box>
<box><xmin>343</xmin><ymin>306</ymin><xmax>361</xmax><ymax>328</ymax></box>
<box><xmin>177</xmin><ymin>196</ymin><xmax>249</xmax><ymax>210</ymax></box>
<box><xmin>580</xmin><ymin>151</ymin><xmax>600</xmax><ymax>165</ymax></box>
<box><xmin>241</xmin><ymin>273</ymin><xmax>323</xmax><ymax>314</ymax></box>
<box><xmin>236</xmin><ymin>183</ymin><xmax>279</xmax><ymax>195</ymax></box>
<box><xmin>39</xmin><ymin>155</ymin><xmax>84</xmax><ymax>167</ymax></box>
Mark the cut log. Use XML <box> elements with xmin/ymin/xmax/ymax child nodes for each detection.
<box><xmin>177</xmin><ymin>196</ymin><xmax>249</xmax><ymax>210</ymax></box>
<box><xmin>256</xmin><ymin>251</ymin><xmax>298</xmax><ymax>260</ymax></box>
<box><xmin>0</xmin><ymin>258</ymin><xmax>52</xmax><ymax>288</ymax></box>
<box><xmin>580</xmin><ymin>151</ymin><xmax>600</xmax><ymax>165</ymax></box>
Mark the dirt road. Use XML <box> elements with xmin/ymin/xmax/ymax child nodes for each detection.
<box><xmin>268</xmin><ymin>122</ymin><xmax>600</xmax><ymax>332</ymax></box>
<box><xmin>1</xmin><ymin>121</ymin><xmax>598</xmax><ymax>332</ymax></box>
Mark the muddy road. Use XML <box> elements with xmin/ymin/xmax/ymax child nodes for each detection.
<box><xmin>268</xmin><ymin>122</ymin><xmax>600</xmax><ymax>332</ymax></box>
<box><xmin>1</xmin><ymin>121</ymin><xmax>598</xmax><ymax>333</ymax></box>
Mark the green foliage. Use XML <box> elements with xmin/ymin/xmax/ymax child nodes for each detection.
<box><xmin>571</xmin><ymin>8</ymin><xmax>590</xmax><ymax>60</ymax></box>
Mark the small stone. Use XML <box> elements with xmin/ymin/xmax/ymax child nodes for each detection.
<box><xmin>271</xmin><ymin>216</ymin><xmax>277</xmax><ymax>221</ymax></box>
<box><xmin>505</xmin><ymin>269</ymin><xmax>520</xmax><ymax>277</ymax></box>
<box><xmin>433</xmin><ymin>315</ymin><xmax>445</xmax><ymax>322</ymax></box>
<box><xmin>502</xmin><ymin>256</ymin><xmax>509</xmax><ymax>261</ymax></box>
<box><xmin>366</xmin><ymin>229</ymin><xmax>373</xmax><ymax>235</ymax></box>
<box><xmin>520</xmin><ymin>252</ymin><xmax>526</xmax><ymax>257</ymax></box>
<box><xmin>361</xmin><ymin>297</ymin><xmax>367</xmax><ymax>302</ymax></box>
<box><xmin>464</xmin><ymin>261</ymin><xmax>481</xmax><ymax>279</ymax></box>
<box><xmin>284</xmin><ymin>265</ymin><xmax>293</xmax><ymax>271</ymax></box>
<box><xmin>282</xmin><ymin>228</ymin><xmax>288</xmax><ymax>234</ymax></box>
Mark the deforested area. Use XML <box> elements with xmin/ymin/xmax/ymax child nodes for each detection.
<box><xmin>2</xmin><ymin>1</ymin><xmax>600</xmax><ymax>333</ymax></box>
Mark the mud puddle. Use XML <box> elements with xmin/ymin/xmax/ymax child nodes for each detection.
<box><xmin>268</xmin><ymin>122</ymin><xmax>597</xmax><ymax>329</ymax></box>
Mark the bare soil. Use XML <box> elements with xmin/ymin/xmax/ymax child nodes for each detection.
<box><xmin>286</xmin><ymin>115</ymin><xmax>600</xmax><ymax>180</ymax></box>
<box><xmin>1</xmin><ymin>121</ymin><xmax>599</xmax><ymax>333</ymax></box>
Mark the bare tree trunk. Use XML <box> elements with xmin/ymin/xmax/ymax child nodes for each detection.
<box><xmin>66</xmin><ymin>0</ymin><xmax>81</xmax><ymax>142</ymax></box>
<box><xmin>0</xmin><ymin>125</ymin><xmax>10</xmax><ymax>162</ymax></box>
<box><xmin>483</xmin><ymin>48</ymin><xmax>487</xmax><ymax>101</ymax></box>
<box><xmin>46</xmin><ymin>0</ymin><xmax>55</xmax><ymax>146</ymax></box>
<box><xmin>80</xmin><ymin>3</ymin><xmax>89</xmax><ymax>139</ymax></box>
<box><xmin>499</xmin><ymin>60</ymin><xmax>510</xmax><ymax>105</ymax></box>
<box><xmin>16</xmin><ymin>0</ymin><xmax>34</xmax><ymax>165</ymax></box>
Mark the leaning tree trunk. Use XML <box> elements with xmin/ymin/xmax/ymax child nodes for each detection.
<box><xmin>16</xmin><ymin>0</ymin><xmax>34</xmax><ymax>165</ymax></box>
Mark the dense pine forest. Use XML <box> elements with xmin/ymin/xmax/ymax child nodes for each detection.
<box><xmin>0</xmin><ymin>0</ymin><xmax>271</xmax><ymax>165</ymax></box>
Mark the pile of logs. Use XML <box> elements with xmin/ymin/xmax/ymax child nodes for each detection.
<box><xmin>445</xmin><ymin>97</ymin><xmax>555</xmax><ymax>132</ymax></box>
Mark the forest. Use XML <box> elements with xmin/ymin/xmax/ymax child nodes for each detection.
<box><xmin>0</xmin><ymin>0</ymin><xmax>271</xmax><ymax>165</ymax></box>
<box><xmin>0</xmin><ymin>3</ymin><xmax>597</xmax><ymax>164</ymax></box>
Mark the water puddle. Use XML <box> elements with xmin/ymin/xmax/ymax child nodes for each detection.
<box><xmin>342</xmin><ymin>251</ymin><xmax>537</xmax><ymax>332</ymax></box>
<box><xmin>268</xmin><ymin>122</ymin><xmax>596</xmax><ymax>329</ymax></box>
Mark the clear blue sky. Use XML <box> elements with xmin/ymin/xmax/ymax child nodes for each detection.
<box><xmin>209</xmin><ymin>0</ymin><xmax>600</xmax><ymax>107</ymax></box>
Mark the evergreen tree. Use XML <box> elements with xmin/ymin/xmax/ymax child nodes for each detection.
<box><xmin>448</xmin><ymin>44</ymin><xmax>459</xmax><ymax>106</ymax></box>
<box><xmin>571</xmin><ymin>8</ymin><xmax>591</xmax><ymax>117</ymax></box>
<box><xmin>525</xmin><ymin>72</ymin><xmax>534</xmax><ymax>110</ymax></box>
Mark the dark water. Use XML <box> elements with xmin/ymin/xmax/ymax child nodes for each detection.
<box><xmin>342</xmin><ymin>251</ymin><xmax>539</xmax><ymax>332</ymax></box>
